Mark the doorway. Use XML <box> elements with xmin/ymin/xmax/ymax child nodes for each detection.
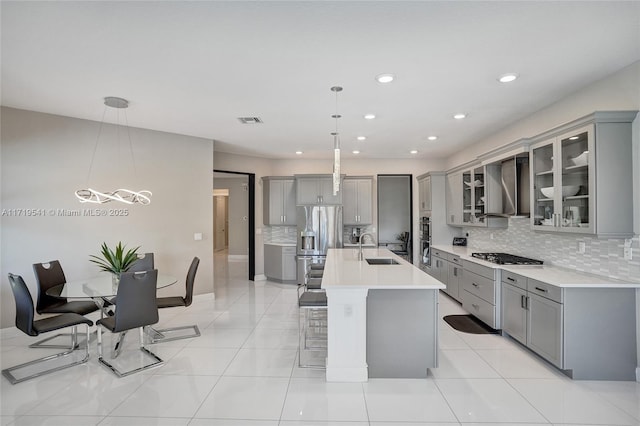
<box><xmin>213</xmin><ymin>170</ymin><xmax>255</xmax><ymax>281</ymax></box>
<box><xmin>377</xmin><ymin>174</ymin><xmax>413</xmax><ymax>261</ymax></box>
<box><xmin>213</xmin><ymin>189</ymin><xmax>229</xmax><ymax>251</ymax></box>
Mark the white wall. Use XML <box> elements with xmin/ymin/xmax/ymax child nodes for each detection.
<box><xmin>0</xmin><ymin>107</ymin><xmax>214</xmax><ymax>328</ymax></box>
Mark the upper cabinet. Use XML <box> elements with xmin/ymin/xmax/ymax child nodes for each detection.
<box><xmin>418</xmin><ymin>175</ymin><xmax>432</xmax><ymax>214</ymax></box>
<box><xmin>295</xmin><ymin>175</ymin><xmax>343</xmax><ymax>205</ymax></box>
<box><xmin>447</xmin><ymin>164</ymin><xmax>504</xmax><ymax>227</ymax></box>
<box><xmin>530</xmin><ymin>112</ymin><xmax>637</xmax><ymax>236</ymax></box>
<box><xmin>263</xmin><ymin>177</ymin><xmax>297</xmax><ymax>226</ymax></box>
<box><xmin>446</xmin><ymin>171</ymin><xmax>463</xmax><ymax>226</ymax></box>
<box><xmin>343</xmin><ymin>177</ymin><xmax>373</xmax><ymax>225</ymax></box>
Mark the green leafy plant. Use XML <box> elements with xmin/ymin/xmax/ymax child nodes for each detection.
<box><xmin>89</xmin><ymin>242</ymin><xmax>140</xmax><ymax>274</ymax></box>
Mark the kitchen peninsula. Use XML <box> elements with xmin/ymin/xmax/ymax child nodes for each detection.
<box><xmin>321</xmin><ymin>247</ymin><xmax>444</xmax><ymax>382</ymax></box>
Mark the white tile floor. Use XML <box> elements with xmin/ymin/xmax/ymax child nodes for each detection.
<box><xmin>2</xmin><ymin>252</ymin><xmax>640</xmax><ymax>425</ymax></box>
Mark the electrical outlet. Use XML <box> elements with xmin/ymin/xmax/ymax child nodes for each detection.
<box><xmin>624</xmin><ymin>239</ymin><xmax>633</xmax><ymax>260</ymax></box>
<box><xmin>577</xmin><ymin>241</ymin><xmax>585</xmax><ymax>254</ymax></box>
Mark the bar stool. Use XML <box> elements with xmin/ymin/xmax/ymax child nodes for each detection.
<box><xmin>305</xmin><ymin>267</ymin><xmax>324</xmax><ymax>291</ymax></box>
<box><xmin>298</xmin><ymin>291</ymin><xmax>327</xmax><ymax>368</ymax></box>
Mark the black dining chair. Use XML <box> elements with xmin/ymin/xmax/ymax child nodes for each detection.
<box><xmin>2</xmin><ymin>273</ymin><xmax>93</xmax><ymax>384</ymax></box>
<box><xmin>128</xmin><ymin>253</ymin><xmax>154</xmax><ymax>272</ymax></box>
<box><xmin>31</xmin><ymin>260</ymin><xmax>99</xmax><ymax>349</ymax></box>
<box><xmin>149</xmin><ymin>257</ymin><xmax>201</xmax><ymax>343</ymax></box>
<box><xmin>96</xmin><ymin>269</ymin><xmax>163</xmax><ymax>377</ymax></box>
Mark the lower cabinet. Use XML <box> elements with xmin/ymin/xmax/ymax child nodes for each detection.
<box><xmin>430</xmin><ymin>249</ymin><xmax>448</xmax><ymax>284</ymax></box>
<box><xmin>501</xmin><ymin>270</ymin><xmax>636</xmax><ymax>380</ymax></box>
<box><xmin>460</xmin><ymin>260</ymin><xmax>499</xmax><ymax>329</ymax></box>
<box><xmin>446</xmin><ymin>255</ymin><xmax>462</xmax><ymax>301</ymax></box>
<box><xmin>264</xmin><ymin>244</ymin><xmax>297</xmax><ymax>284</ymax></box>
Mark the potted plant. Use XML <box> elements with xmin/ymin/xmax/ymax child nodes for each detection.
<box><xmin>90</xmin><ymin>242</ymin><xmax>140</xmax><ymax>288</ymax></box>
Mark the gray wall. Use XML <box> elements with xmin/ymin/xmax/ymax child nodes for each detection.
<box><xmin>377</xmin><ymin>175</ymin><xmax>411</xmax><ymax>244</ymax></box>
<box><xmin>0</xmin><ymin>107</ymin><xmax>214</xmax><ymax>328</ymax></box>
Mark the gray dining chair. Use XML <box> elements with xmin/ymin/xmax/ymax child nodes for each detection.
<box><xmin>2</xmin><ymin>273</ymin><xmax>93</xmax><ymax>384</ymax></box>
<box><xmin>31</xmin><ymin>260</ymin><xmax>99</xmax><ymax>349</ymax></box>
<box><xmin>128</xmin><ymin>253</ymin><xmax>154</xmax><ymax>272</ymax></box>
<box><xmin>149</xmin><ymin>257</ymin><xmax>201</xmax><ymax>343</ymax></box>
<box><xmin>96</xmin><ymin>269</ymin><xmax>163</xmax><ymax>377</ymax></box>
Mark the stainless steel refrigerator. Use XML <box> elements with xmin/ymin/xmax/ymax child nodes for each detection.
<box><xmin>296</xmin><ymin>205</ymin><xmax>343</xmax><ymax>285</ymax></box>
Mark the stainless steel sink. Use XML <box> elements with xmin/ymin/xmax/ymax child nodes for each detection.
<box><xmin>365</xmin><ymin>258</ymin><xmax>399</xmax><ymax>265</ymax></box>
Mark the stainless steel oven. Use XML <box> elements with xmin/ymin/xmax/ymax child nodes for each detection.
<box><xmin>419</xmin><ymin>215</ymin><xmax>431</xmax><ymax>270</ymax></box>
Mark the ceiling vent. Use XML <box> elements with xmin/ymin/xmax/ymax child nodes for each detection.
<box><xmin>237</xmin><ymin>117</ymin><xmax>263</xmax><ymax>124</ymax></box>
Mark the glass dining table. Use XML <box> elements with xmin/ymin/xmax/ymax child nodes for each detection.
<box><xmin>46</xmin><ymin>272</ymin><xmax>178</xmax><ymax>356</ymax></box>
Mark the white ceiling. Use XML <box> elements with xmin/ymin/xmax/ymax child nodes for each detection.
<box><xmin>2</xmin><ymin>1</ymin><xmax>639</xmax><ymax>160</ymax></box>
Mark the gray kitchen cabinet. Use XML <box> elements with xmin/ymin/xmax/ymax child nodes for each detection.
<box><xmin>530</xmin><ymin>111</ymin><xmax>637</xmax><ymax>236</ymax></box>
<box><xmin>262</xmin><ymin>177</ymin><xmax>296</xmax><ymax>225</ymax></box>
<box><xmin>430</xmin><ymin>249</ymin><xmax>448</xmax><ymax>284</ymax></box>
<box><xmin>264</xmin><ymin>244</ymin><xmax>297</xmax><ymax>284</ymax></box>
<box><xmin>295</xmin><ymin>175</ymin><xmax>343</xmax><ymax>205</ymax></box>
<box><xmin>501</xmin><ymin>270</ymin><xmax>636</xmax><ymax>379</ymax></box>
<box><xmin>501</xmin><ymin>280</ymin><xmax>527</xmax><ymax>344</ymax></box>
<box><xmin>343</xmin><ymin>177</ymin><xmax>373</xmax><ymax>225</ymax></box>
<box><xmin>446</xmin><ymin>254</ymin><xmax>462</xmax><ymax>301</ymax></box>
<box><xmin>460</xmin><ymin>260</ymin><xmax>499</xmax><ymax>328</ymax></box>
<box><xmin>445</xmin><ymin>172</ymin><xmax>463</xmax><ymax>226</ymax></box>
<box><xmin>418</xmin><ymin>174</ymin><xmax>432</xmax><ymax>214</ymax></box>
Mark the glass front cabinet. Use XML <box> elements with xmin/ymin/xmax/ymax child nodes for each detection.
<box><xmin>531</xmin><ymin>125</ymin><xmax>594</xmax><ymax>234</ymax></box>
<box><xmin>530</xmin><ymin>111</ymin><xmax>637</xmax><ymax>237</ymax></box>
<box><xmin>462</xmin><ymin>166</ymin><xmax>486</xmax><ymax>225</ymax></box>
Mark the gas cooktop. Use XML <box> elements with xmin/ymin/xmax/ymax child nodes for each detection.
<box><xmin>471</xmin><ymin>252</ymin><xmax>543</xmax><ymax>265</ymax></box>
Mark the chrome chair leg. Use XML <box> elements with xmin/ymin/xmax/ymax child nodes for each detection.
<box><xmin>97</xmin><ymin>325</ymin><xmax>163</xmax><ymax>378</ymax></box>
<box><xmin>148</xmin><ymin>324</ymin><xmax>200</xmax><ymax>344</ymax></box>
<box><xmin>2</xmin><ymin>325</ymin><xmax>90</xmax><ymax>384</ymax></box>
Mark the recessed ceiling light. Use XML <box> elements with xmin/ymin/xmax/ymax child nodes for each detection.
<box><xmin>376</xmin><ymin>73</ymin><xmax>395</xmax><ymax>83</ymax></box>
<box><xmin>410</xmin><ymin>150</ymin><xmax>418</xmax><ymax>154</ymax></box>
<box><xmin>498</xmin><ymin>73</ymin><xmax>519</xmax><ymax>83</ymax></box>
<box><xmin>295</xmin><ymin>151</ymin><xmax>303</xmax><ymax>155</ymax></box>
<box><xmin>453</xmin><ymin>113</ymin><xmax>466</xmax><ymax>120</ymax></box>
<box><xmin>352</xmin><ymin>150</ymin><xmax>360</xmax><ymax>154</ymax></box>
<box><xmin>427</xmin><ymin>136</ymin><xmax>438</xmax><ymax>141</ymax></box>
<box><xmin>357</xmin><ymin>136</ymin><xmax>366</xmax><ymax>141</ymax></box>
<box><xmin>364</xmin><ymin>114</ymin><xmax>376</xmax><ymax>120</ymax></box>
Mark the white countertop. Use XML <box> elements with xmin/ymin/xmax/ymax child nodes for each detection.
<box><xmin>432</xmin><ymin>244</ymin><xmax>640</xmax><ymax>288</ymax></box>
<box><xmin>343</xmin><ymin>243</ymin><xmax>376</xmax><ymax>247</ymax></box>
<box><xmin>322</xmin><ymin>248</ymin><xmax>445</xmax><ymax>290</ymax></box>
<box><xmin>264</xmin><ymin>242</ymin><xmax>296</xmax><ymax>247</ymax></box>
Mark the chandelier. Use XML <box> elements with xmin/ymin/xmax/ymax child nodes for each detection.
<box><xmin>331</xmin><ymin>86</ymin><xmax>342</xmax><ymax>195</ymax></box>
<box><xmin>75</xmin><ymin>97</ymin><xmax>152</xmax><ymax>205</ymax></box>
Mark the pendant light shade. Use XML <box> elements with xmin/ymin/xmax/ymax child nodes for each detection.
<box><xmin>331</xmin><ymin>86</ymin><xmax>342</xmax><ymax>195</ymax></box>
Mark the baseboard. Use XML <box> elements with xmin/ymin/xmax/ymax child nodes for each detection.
<box><xmin>254</xmin><ymin>274</ymin><xmax>267</xmax><ymax>281</ymax></box>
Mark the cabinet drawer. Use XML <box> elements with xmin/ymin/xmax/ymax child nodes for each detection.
<box><xmin>462</xmin><ymin>270</ymin><xmax>495</xmax><ymax>304</ymax></box>
<box><xmin>432</xmin><ymin>249</ymin><xmax>445</xmax><ymax>258</ymax></box>
<box><xmin>463</xmin><ymin>260</ymin><xmax>495</xmax><ymax>280</ymax></box>
<box><xmin>501</xmin><ymin>270</ymin><xmax>527</xmax><ymax>290</ymax></box>
<box><xmin>462</xmin><ymin>290</ymin><xmax>496</xmax><ymax>329</ymax></box>
<box><xmin>527</xmin><ymin>279</ymin><xmax>563</xmax><ymax>303</ymax></box>
<box><xmin>283</xmin><ymin>246</ymin><xmax>297</xmax><ymax>254</ymax></box>
<box><xmin>448</xmin><ymin>254</ymin><xmax>462</xmax><ymax>266</ymax></box>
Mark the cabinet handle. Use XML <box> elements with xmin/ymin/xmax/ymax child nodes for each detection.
<box><xmin>507</xmin><ymin>277</ymin><xmax>515</xmax><ymax>282</ymax></box>
<box><xmin>534</xmin><ymin>286</ymin><xmax>547</xmax><ymax>293</ymax></box>
<box><xmin>472</xmin><ymin>282</ymin><xmax>479</xmax><ymax>287</ymax></box>
<box><xmin>520</xmin><ymin>294</ymin><xmax>526</xmax><ymax>309</ymax></box>
<box><xmin>471</xmin><ymin>303</ymin><xmax>479</xmax><ymax>310</ymax></box>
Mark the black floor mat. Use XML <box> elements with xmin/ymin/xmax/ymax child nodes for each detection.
<box><xmin>443</xmin><ymin>314</ymin><xmax>499</xmax><ymax>334</ymax></box>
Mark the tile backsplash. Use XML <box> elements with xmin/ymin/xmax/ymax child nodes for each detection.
<box><xmin>263</xmin><ymin>226</ymin><xmax>297</xmax><ymax>244</ymax></box>
<box><xmin>466</xmin><ymin>218</ymin><xmax>640</xmax><ymax>283</ymax></box>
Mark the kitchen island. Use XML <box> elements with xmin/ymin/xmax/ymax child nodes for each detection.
<box><xmin>321</xmin><ymin>247</ymin><xmax>445</xmax><ymax>382</ymax></box>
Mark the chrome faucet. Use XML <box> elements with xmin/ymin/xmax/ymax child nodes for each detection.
<box><xmin>358</xmin><ymin>233</ymin><xmax>374</xmax><ymax>261</ymax></box>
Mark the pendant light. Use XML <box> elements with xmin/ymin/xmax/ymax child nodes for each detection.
<box><xmin>75</xmin><ymin>97</ymin><xmax>152</xmax><ymax>205</ymax></box>
<box><xmin>331</xmin><ymin>86</ymin><xmax>342</xmax><ymax>195</ymax></box>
